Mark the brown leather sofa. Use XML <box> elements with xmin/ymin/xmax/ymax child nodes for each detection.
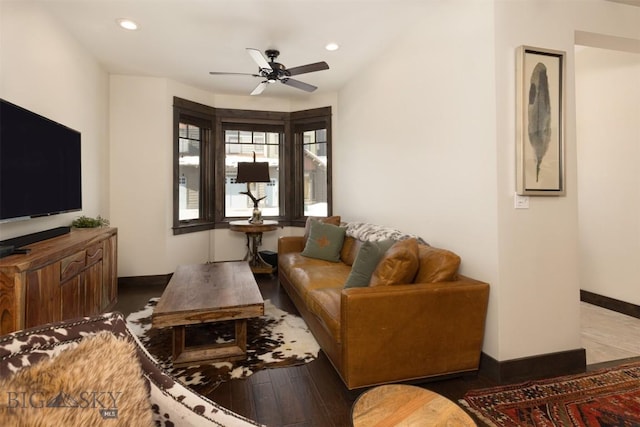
<box><xmin>278</xmin><ymin>223</ymin><xmax>490</xmax><ymax>390</ymax></box>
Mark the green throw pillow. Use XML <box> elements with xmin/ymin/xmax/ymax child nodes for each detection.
<box><xmin>301</xmin><ymin>220</ymin><xmax>346</xmax><ymax>262</ymax></box>
<box><xmin>344</xmin><ymin>239</ymin><xmax>395</xmax><ymax>288</ymax></box>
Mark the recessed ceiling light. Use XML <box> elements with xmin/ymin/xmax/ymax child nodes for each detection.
<box><xmin>325</xmin><ymin>43</ymin><xmax>339</xmax><ymax>51</ymax></box>
<box><xmin>117</xmin><ymin>19</ymin><xmax>138</xmax><ymax>31</ymax></box>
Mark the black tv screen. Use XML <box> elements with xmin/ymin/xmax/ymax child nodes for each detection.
<box><xmin>0</xmin><ymin>99</ymin><xmax>82</xmax><ymax>222</ymax></box>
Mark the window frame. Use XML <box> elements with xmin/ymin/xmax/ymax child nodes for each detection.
<box><xmin>215</xmin><ymin>109</ymin><xmax>288</xmax><ymax>225</ymax></box>
<box><xmin>172</xmin><ymin>97</ymin><xmax>332</xmax><ymax>234</ymax></box>
<box><xmin>172</xmin><ymin>98</ymin><xmax>216</xmax><ymax>235</ymax></box>
<box><xmin>222</xmin><ymin>128</ymin><xmax>282</xmax><ymax>219</ymax></box>
<box><xmin>290</xmin><ymin>109</ymin><xmax>333</xmax><ymax>226</ymax></box>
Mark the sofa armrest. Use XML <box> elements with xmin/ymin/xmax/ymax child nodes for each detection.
<box><xmin>278</xmin><ymin>236</ymin><xmax>305</xmax><ymax>254</ymax></box>
<box><xmin>339</xmin><ymin>277</ymin><xmax>489</xmax><ymax>389</ymax></box>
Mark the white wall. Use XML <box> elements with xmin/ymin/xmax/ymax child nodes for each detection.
<box><xmin>0</xmin><ymin>1</ymin><xmax>109</xmax><ymax>241</ymax></box>
<box><xmin>109</xmin><ymin>76</ymin><xmax>337</xmax><ymax>276</ymax></box>
<box><xmin>491</xmin><ymin>0</ymin><xmax>637</xmax><ymax>361</ymax></box>
<box><xmin>336</xmin><ymin>0</ymin><xmax>499</xmax><ymax>269</ymax></box>
<box><xmin>576</xmin><ymin>47</ymin><xmax>640</xmax><ymax>305</ymax></box>
<box><xmin>492</xmin><ymin>0</ymin><xmax>583</xmax><ymax>363</ymax></box>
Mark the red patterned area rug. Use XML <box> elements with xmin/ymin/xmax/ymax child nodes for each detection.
<box><xmin>461</xmin><ymin>362</ymin><xmax>640</xmax><ymax>427</ymax></box>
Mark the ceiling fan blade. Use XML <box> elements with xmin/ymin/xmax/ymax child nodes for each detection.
<box><xmin>247</xmin><ymin>48</ymin><xmax>272</xmax><ymax>70</ymax></box>
<box><xmin>251</xmin><ymin>81</ymin><xmax>268</xmax><ymax>96</ymax></box>
<box><xmin>286</xmin><ymin>61</ymin><xmax>329</xmax><ymax>76</ymax></box>
<box><xmin>209</xmin><ymin>71</ymin><xmax>260</xmax><ymax>77</ymax></box>
<box><xmin>282</xmin><ymin>78</ymin><xmax>317</xmax><ymax>92</ymax></box>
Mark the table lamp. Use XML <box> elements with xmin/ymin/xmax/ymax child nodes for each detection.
<box><xmin>236</xmin><ymin>153</ymin><xmax>270</xmax><ymax>224</ymax></box>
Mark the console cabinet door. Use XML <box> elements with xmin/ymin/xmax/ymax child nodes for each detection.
<box><xmin>59</xmin><ymin>250</ymin><xmax>86</xmax><ymax>320</ymax></box>
<box><xmin>60</xmin><ymin>275</ymin><xmax>84</xmax><ymax>320</ymax></box>
<box><xmin>84</xmin><ymin>262</ymin><xmax>103</xmax><ymax>315</ymax></box>
<box><xmin>0</xmin><ymin>275</ymin><xmax>17</xmax><ymax>334</ymax></box>
<box><xmin>25</xmin><ymin>264</ymin><xmax>60</xmax><ymax>328</ymax></box>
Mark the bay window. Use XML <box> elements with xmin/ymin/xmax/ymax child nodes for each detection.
<box><xmin>172</xmin><ymin>97</ymin><xmax>331</xmax><ymax>234</ymax></box>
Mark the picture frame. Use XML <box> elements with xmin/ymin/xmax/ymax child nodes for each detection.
<box><xmin>516</xmin><ymin>45</ymin><xmax>566</xmax><ymax>196</ymax></box>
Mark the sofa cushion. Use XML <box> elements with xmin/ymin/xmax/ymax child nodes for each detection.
<box><xmin>279</xmin><ymin>252</ymin><xmax>316</xmax><ymax>277</ymax></box>
<box><xmin>340</xmin><ymin>236</ymin><xmax>362</xmax><ymax>266</ymax></box>
<box><xmin>303</xmin><ymin>215</ymin><xmax>341</xmax><ymax>244</ymax></box>
<box><xmin>344</xmin><ymin>239</ymin><xmax>395</xmax><ymax>288</ymax></box>
<box><xmin>301</xmin><ymin>220</ymin><xmax>346</xmax><ymax>262</ymax></box>
<box><xmin>306</xmin><ymin>288</ymin><xmax>342</xmax><ymax>343</ymax></box>
<box><xmin>414</xmin><ymin>245</ymin><xmax>461</xmax><ymax>283</ymax></box>
<box><xmin>0</xmin><ymin>331</ymin><xmax>153</xmax><ymax>426</ymax></box>
<box><xmin>286</xmin><ymin>257</ymin><xmax>351</xmax><ymax>303</ymax></box>
<box><xmin>370</xmin><ymin>238</ymin><xmax>419</xmax><ymax>286</ymax></box>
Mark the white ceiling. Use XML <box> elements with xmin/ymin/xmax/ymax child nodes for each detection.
<box><xmin>37</xmin><ymin>0</ymin><xmax>430</xmax><ymax>99</ymax></box>
<box><xmin>35</xmin><ymin>0</ymin><xmax>640</xmax><ymax>99</ymax></box>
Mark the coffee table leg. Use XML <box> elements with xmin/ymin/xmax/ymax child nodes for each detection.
<box><xmin>173</xmin><ymin>325</ymin><xmax>186</xmax><ymax>361</ymax></box>
<box><xmin>170</xmin><ymin>321</ymin><xmax>250</xmax><ymax>367</ymax></box>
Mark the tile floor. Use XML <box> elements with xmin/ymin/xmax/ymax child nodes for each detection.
<box><xmin>581</xmin><ymin>301</ymin><xmax>640</xmax><ymax>365</ymax></box>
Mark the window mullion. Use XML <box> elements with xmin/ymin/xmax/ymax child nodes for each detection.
<box><xmin>214</xmin><ymin>116</ymin><xmax>226</xmax><ymax>223</ymax></box>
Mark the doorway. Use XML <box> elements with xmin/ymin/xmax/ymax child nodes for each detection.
<box><xmin>575</xmin><ymin>35</ymin><xmax>640</xmax><ymax>365</ymax></box>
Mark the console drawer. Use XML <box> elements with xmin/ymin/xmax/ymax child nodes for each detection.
<box><xmin>60</xmin><ymin>251</ymin><xmax>86</xmax><ymax>281</ymax></box>
<box><xmin>86</xmin><ymin>243</ymin><xmax>103</xmax><ymax>267</ymax></box>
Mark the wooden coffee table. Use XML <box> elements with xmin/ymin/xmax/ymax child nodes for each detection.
<box><xmin>152</xmin><ymin>262</ymin><xmax>264</xmax><ymax>367</ymax></box>
<box><xmin>352</xmin><ymin>384</ymin><xmax>476</xmax><ymax>426</ymax></box>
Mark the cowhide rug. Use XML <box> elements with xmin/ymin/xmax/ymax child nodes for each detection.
<box><xmin>126</xmin><ymin>298</ymin><xmax>320</xmax><ymax>393</ymax></box>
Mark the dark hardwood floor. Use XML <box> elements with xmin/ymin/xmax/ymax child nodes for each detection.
<box><xmin>114</xmin><ymin>272</ymin><xmax>634</xmax><ymax>427</ymax></box>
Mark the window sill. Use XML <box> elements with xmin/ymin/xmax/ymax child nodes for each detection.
<box><xmin>172</xmin><ymin>221</ymin><xmax>215</xmax><ymax>235</ymax></box>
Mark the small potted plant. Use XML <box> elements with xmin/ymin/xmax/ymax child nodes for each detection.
<box><xmin>71</xmin><ymin>215</ymin><xmax>110</xmax><ymax>228</ymax></box>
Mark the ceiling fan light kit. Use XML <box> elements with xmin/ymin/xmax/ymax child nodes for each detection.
<box><xmin>209</xmin><ymin>48</ymin><xmax>329</xmax><ymax>95</ymax></box>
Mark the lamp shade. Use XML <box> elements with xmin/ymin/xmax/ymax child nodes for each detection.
<box><xmin>236</xmin><ymin>162</ymin><xmax>270</xmax><ymax>183</ymax></box>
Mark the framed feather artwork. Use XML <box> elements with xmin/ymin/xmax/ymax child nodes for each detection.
<box><xmin>516</xmin><ymin>46</ymin><xmax>566</xmax><ymax>196</ymax></box>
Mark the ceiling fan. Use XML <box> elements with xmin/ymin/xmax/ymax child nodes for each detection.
<box><xmin>209</xmin><ymin>48</ymin><xmax>329</xmax><ymax>95</ymax></box>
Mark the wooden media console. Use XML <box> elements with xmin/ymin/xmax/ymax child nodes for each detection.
<box><xmin>0</xmin><ymin>227</ymin><xmax>118</xmax><ymax>334</ymax></box>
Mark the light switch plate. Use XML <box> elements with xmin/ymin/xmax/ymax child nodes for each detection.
<box><xmin>515</xmin><ymin>193</ymin><xmax>529</xmax><ymax>209</ymax></box>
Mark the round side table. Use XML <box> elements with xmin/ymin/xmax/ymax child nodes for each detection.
<box><xmin>229</xmin><ymin>220</ymin><xmax>278</xmax><ymax>274</ymax></box>
<box><xmin>351</xmin><ymin>384</ymin><xmax>475</xmax><ymax>427</ymax></box>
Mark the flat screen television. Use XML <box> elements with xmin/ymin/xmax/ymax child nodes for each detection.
<box><xmin>0</xmin><ymin>99</ymin><xmax>82</xmax><ymax>222</ymax></box>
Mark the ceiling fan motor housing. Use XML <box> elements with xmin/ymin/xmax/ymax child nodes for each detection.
<box><xmin>261</xmin><ymin>51</ymin><xmax>290</xmax><ymax>82</ymax></box>
<box><xmin>265</xmin><ymin>49</ymin><xmax>280</xmax><ymax>61</ymax></box>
